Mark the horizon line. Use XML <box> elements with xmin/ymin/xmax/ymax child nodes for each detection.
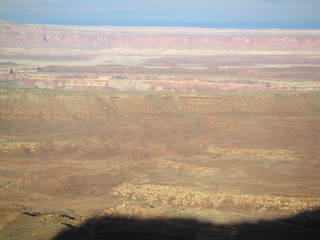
<box><xmin>2</xmin><ymin>19</ymin><xmax>320</xmax><ymax>30</ymax></box>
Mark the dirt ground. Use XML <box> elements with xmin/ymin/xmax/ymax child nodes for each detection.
<box><xmin>0</xmin><ymin>22</ymin><xmax>320</xmax><ymax>239</ymax></box>
<box><xmin>0</xmin><ymin>90</ymin><xmax>320</xmax><ymax>239</ymax></box>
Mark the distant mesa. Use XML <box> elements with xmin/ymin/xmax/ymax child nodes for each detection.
<box><xmin>0</xmin><ymin>20</ymin><xmax>14</xmax><ymax>25</ymax></box>
<box><xmin>1</xmin><ymin>19</ymin><xmax>320</xmax><ymax>49</ymax></box>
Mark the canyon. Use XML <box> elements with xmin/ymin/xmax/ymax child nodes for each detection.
<box><xmin>0</xmin><ymin>20</ymin><xmax>320</xmax><ymax>239</ymax></box>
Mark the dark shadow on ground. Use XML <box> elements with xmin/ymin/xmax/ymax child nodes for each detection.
<box><xmin>53</xmin><ymin>209</ymin><xmax>320</xmax><ymax>240</ymax></box>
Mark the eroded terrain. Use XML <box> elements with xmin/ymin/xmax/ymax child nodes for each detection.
<box><xmin>1</xmin><ymin>20</ymin><xmax>320</xmax><ymax>93</ymax></box>
<box><xmin>0</xmin><ymin>21</ymin><xmax>320</xmax><ymax>239</ymax></box>
<box><xmin>0</xmin><ymin>89</ymin><xmax>320</xmax><ymax>239</ymax></box>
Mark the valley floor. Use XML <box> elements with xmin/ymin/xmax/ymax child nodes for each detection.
<box><xmin>0</xmin><ymin>89</ymin><xmax>319</xmax><ymax>239</ymax></box>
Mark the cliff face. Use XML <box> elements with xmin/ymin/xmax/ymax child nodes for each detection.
<box><xmin>1</xmin><ymin>21</ymin><xmax>320</xmax><ymax>49</ymax></box>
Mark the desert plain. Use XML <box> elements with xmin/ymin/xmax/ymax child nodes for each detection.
<box><xmin>0</xmin><ymin>20</ymin><xmax>320</xmax><ymax>239</ymax></box>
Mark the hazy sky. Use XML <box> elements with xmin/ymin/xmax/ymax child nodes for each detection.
<box><xmin>1</xmin><ymin>0</ymin><xmax>320</xmax><ymax>28</ymax></box>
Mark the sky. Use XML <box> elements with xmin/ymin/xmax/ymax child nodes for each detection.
<box><xmin>1</xmin><ymin>0</ymin><xmax>320</xmax><ymax>28</ymax></box>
